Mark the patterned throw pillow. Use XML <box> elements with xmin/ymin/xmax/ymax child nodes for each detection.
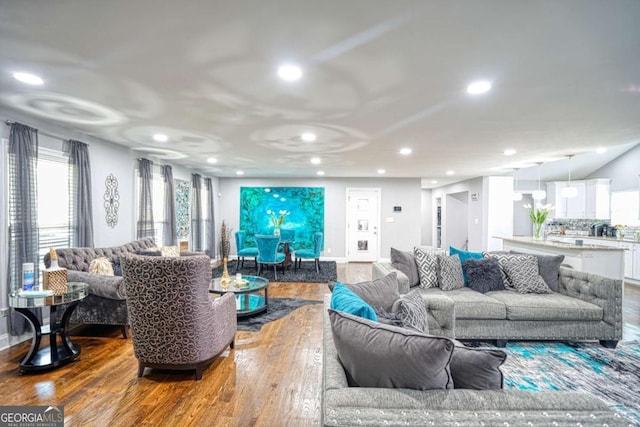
<box><xmin>437</xmin><ymin>254</ymin><xmax>464</xmax><ymax>291</ymax></box>
<box><xmin>484</xmin><ymin>253</ymin><xmax>532</xmax><ymax>289</ymax></box>
<box><xmin>89</xmin><ymin>256</ymin><xmax>114</xmax><ymax>276</ymax></box>
<box><xmin>394</xmin><ymin>290</ymin><xmax>429</xmax><ymax>334</ymax></box>
<box><xmin>414</xmin><ymin>247</ymin><xmax>445</xmax><ymax>288</ymax></box>
<box><xmin>502</xmin><ymin>256</ymin><xmax>553</xmax><ymax>294</ymax></box>
<box><xmin>160</xmin><ymin>246</ymin><xmax>180</xmax><ymax>257</ymax></box>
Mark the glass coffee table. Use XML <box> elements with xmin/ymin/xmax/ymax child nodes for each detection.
<box><xmin>210</xmin><ymin>275</ymin><xmax>269</xmax><ymax>318</ymax></box>
<box><xmin>9</xmin><ymin>282</ymin><xmax>88</xmax><ymax>373</ymax></box>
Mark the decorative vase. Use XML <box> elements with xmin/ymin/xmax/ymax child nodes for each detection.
<box><xmin>220</xmin><ymin>257</ymin><xmax>231</xmax><ymax>289</ymax></box>
<box><xmin>533</xmin><ymin>222</ymin><xmax>545</xmax><ymax>240</ymax></box>
<box><xmin>274</xmin><ymin>227</ymin><xmax>281</xmax><ymax>237</ymax></box>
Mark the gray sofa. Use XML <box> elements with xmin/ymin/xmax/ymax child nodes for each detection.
<box><xmin>373</xmin><ymin>262</ymin><xmax>623</xmax><ymax>348</ymax></box>
<box><xmin>43</xmin><ymin>238</ymin><xmax>157</xmax><ymax>337</ymax></box>
<box><xmin>322</xmin><ymin>295</ymin><xmax>624</xmax><ymax>426</ymax></box>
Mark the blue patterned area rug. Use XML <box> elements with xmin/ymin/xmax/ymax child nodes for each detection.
<box><xmin>498</xmin><ymin>341</ymin><xmax>640</xmax><ymax>424</ymax></box>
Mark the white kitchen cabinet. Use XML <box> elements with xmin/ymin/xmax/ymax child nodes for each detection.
<box><xmin>633</xmin><ymin>243</ymin><xmax>640</xmax><ymax>280</ymax></box>
<box><xmin>546</xmin><ymin>179</ymin><xmax>610</xmax><ymax>220</ymax></box>
<box><xmin>585</xmin><ymin>179</ymin><xmax>611</xmax><ymax>219</ymax></box>
<box><xmin>619</xmin><ymin>242</ymin><xmax>635</xmax><ymax>279</ymax></box>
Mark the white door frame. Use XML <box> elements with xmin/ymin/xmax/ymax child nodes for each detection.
<box><xmin>345</xmin><ymin>187</ymin><xmax>381</xmax><ymax>262</ymax></box>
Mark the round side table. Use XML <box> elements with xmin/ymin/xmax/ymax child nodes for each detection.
<box><xmin>9</xmin><ymin>282</ymin><xmax>88</xmax><ymax>373</ymax></box>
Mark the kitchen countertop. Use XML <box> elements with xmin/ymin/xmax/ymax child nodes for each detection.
<box><xmin>551</xmin><ymin>234</ymin><xmax>640</xmax><ymax>243</ymax></box>
<box><xmin>498</xmin><ymin>236</ymin><xmax>625</xmax><ymax>251</ymax></box>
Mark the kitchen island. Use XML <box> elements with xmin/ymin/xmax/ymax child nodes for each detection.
<box><xmin>497</xmin><ymin>236</ymin><xmax>624</xmax><ymax>280</ymax></box>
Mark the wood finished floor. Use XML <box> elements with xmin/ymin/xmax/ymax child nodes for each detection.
<box><xmin>0</xmin><ymin>263</ymin><xmax>638</xmax><ymax>427</ymax></box>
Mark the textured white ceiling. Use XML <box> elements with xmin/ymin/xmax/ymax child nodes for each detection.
<box><xmin>1</xmin><ymin>0</ymin><xmax>639</xmax><ymax>186</ymax></box>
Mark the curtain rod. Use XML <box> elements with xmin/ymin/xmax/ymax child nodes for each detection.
<box><xmin>5</xmin><ymin>119</ymin><xmax>88</xmax><ymax>144</ymax></box>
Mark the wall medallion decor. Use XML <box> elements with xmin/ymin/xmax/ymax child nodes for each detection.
<box><xmin>104</xmin><ymin>173</ymin><xmax>120</xmax><ymax>228</ymax></box>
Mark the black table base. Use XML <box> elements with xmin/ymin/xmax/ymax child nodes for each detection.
<box><xmin>14</xmin><ymin>300</ymin><xmax>82</xmax><ymax>373</ymax></box>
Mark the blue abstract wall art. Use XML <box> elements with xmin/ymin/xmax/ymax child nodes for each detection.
<box><xmin>239</xmin><ymin>187</ymin><xmax>324</xmax><ymax>250</ymax></box>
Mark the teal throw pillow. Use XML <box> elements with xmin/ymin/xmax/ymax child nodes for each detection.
<box><xmin>449</xmin><ymin>246</ymin><xmax>484</xmax><ymax>286</ymax></box>
<box><xmin>330</xmin><ymin>281</ymin><xmax>378</xmax><ymax>321</ymax></box>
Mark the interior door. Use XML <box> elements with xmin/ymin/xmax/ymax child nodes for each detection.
<box><xmin>346</xmin><ymin>189</ymin><xmax>380</xmax><ymax>262</ymax></box>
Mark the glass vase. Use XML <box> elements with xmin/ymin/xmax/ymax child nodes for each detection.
<box><xmin>273</xmin><ymin>227</ymin><xmax>281</xmax><ymax>237</ymax></box>
<box><xmin>533</xmin><ymin>222</ymin><xmax>545</xmax><ymax>240</ymax></box>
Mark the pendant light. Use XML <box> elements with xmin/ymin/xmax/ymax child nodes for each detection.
<box><xmin>561</xmin><ymin>155</ymin><xmax>578</xmax><ymax>198</ymax></box>
<box><xmin>532</xmin><ymin>162</ymin><xmax>546</xmax><ymax>200</ymax></box>
<box><xmin>513</xmin><ymin>168</ymin><xmax>523</xmax><ymax>201</ymax></box>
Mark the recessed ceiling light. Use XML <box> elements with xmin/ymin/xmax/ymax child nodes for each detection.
<box><xmin>467</xmin><ymin>80</ymin><xmax>492</xmax><ymax>95</ymax></box>
<box><xmin>13</xmin><ymin>72</ymin><xmax>43</xmax><ymax>85</ymax></box>
<box><xmin>311</xmin><ymin>157</ymin><xmax>321</xmax><ymax>165</ymax></box>
<box><xmin>153</xmin><ymin>133</ymin><xmax>168</xmax><ymax>142</ymax></box>
<box><xmin>399</xmin><ymin>147</ymin><xmax>412</xmax><ymax>155</ymax></box>
<box><xmin>596</xmin><ymin>147</ymin><xmax>607</xmax><ymax>154</ymax></box>
<box><xmin>446</xmin><ymin>170</ymin><xmax>455</xmax><ymax>176</ymax></box>
<box><xmin>431</xmin><ymin>180</ymin><xmax>438</xmax><ymax>184</ymax></box>
<box><xmin>377</xmin><ymin>169</ymin><xmax>386</xmax><ymax>174</ymax></box>
<box><xmin>236</xmin><ymin>170</ymin><xmax>244</xmax><ymax>175</ymax></box>
<box><xmin>207</xmin><ymin>157</ymin><xmax>217</xmax><ymax>164</ymax></box>
<box><xmin>301</xmin><ymin>132</ymin><xmax>316</xmax><ymax>142</ymax></box>
<box><xmin>278</xmin><ymin>64</ymin><xmax>302</xmax><ymax>81</ymax></box>
<box><xmin>504</xmin><ymin>149</ymin><xmax>516</xmax><ymax>156</ymax></box>
<box><xmin>317</xmin><ymin>170</ymin><xmax>325</xmax><ymax>176</ymax></box>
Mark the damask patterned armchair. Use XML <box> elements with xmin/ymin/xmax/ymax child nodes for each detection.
<box><xmin>121</xmin><ymin>253</ymin><xmax>236</xmax><ymax>380</ymax></box>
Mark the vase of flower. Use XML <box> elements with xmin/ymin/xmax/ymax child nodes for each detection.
<box><xmin>525</xmin><ymin>203</ymin><xmax>553</xmax><ymax>240</ymax></box>
<box><xmin>267</xmin><ymin>209</ymin><xmax>289</xmax><ymax>236</ymax></box>
<box><xmin>533</xmin><ymin>222</ymin><xmax>545</xmax><ymax>240</ymax></box>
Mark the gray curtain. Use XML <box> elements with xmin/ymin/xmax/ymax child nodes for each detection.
<box><xmin>205</xmin><ymin>177</ymin><xmax>216</xmax><ymax>258</ymax></box>
<box><xmin>191</xmin><ymin>174</ymin><xmax>202</xmax><ymax>251</ymax></box>
<box><xmin>162</xmin><ymin>165</ymin><xmax>176</xmax><ymax>246</ymax></box>
<box><xmin>8</xmin><ymin>122</ymin><xmax>41</xmax><ymax>335</ymax></box>
<box><xmin>63</xmin><ymin>139</ymin><xmax>94</xmax><ymax>247</ymax></box>
<box><xmin>136</xmin><ymin>158</ymin><xmax>155</xmax><ymax>240</ymax></box>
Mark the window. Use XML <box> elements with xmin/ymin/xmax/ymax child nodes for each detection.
<box><xmin>151</xmin><ymin>171</ymin><xmax>166</xmax><ymax>246</ymax></box>
<box><xmin>611</xmin><ymin>190</ymin><xmax>640</xmax><ymax>226</ymax></box>
<box><xmin>37</xmin><ymin>148</ymin><xmax>71</xmax><ymax>264</ymax></box>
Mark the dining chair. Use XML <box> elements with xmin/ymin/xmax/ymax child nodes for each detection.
<box><xmin>277</xmin><ymin>229</ymin><xmax>295</xmax><ymax>252</ymax></box>
<box><xmin>255</xmin><ymin>234</ymin><xmax>286</xmax><ymax>280</ymax></box>
<box><xmin>235</xmin><ymin>230</ymin><xmax>259</xmax><ymax>272</ymax></box>
<box><xmin>295</xmin><ymin>231</ymin><xmax>323</xmax><ymax>273</ymax></box>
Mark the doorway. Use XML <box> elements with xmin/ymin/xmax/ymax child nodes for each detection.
<box><xmin>346</xmin><ymin>188</ymin><xmax>381</xmax><ymax>262</ymax></box>
<box><xmin>445</xmin><ymin>192</ymin><xmax>469</xmax><ymax>250</ymax></box>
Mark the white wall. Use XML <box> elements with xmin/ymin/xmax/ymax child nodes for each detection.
<box><xmin>217</xmin><ymin>177</ymin><xmax>422</xmax><ymax>260</ymax></box>
<box><xmin>420</xmin><ymin>189</ymin><xmax>433</xmax><ymax>245</ymax></box>
<box><xmin>586</xmin><ymin>143</ymin><xmax>640</xmax><ymax>191</ymax></box>
<box><xmin>483</xmin><ymin>176</ymin><xmax>514</xmax><ymax>251</ymax></box>
<box><xmin>446</xmin><ymin>192</ymin><xmax>469</xmax><ymax>249</ymax></box>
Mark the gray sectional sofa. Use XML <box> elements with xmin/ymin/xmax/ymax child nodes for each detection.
<box><xmin>373</xmin><ymin>262</ymin><xmax>623</xmax><ymax>348</ymax></box>
<box><xmin>43</xmin><ymin>238</ymin><xmax>157</xmax><ymax>337</ymax></box>
<box><xmin>322</xmin><ymin>295</ymin><xmax>625</xmax><ymax>426</ymax></box>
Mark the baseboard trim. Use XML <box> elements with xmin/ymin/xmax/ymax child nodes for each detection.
<box><xmin>0</xmin><ymin>332</ymin><xmax>31</xmax><ymax>352</ymax></box>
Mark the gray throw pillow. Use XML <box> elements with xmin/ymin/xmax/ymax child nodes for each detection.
<box><xmin>449</xmin><ymin>343</ymin><xmax>506</xmax><ymax>389</ymax></box>
<box><xmin>463</xmin><ymin>258</ymin><xmax>504</xmax><ymax>293</ymax></box>
<box><xmin>392</xmin><ymin>290</ymin><xmax>429</xmax><ymax>334</ymax></box>
<box><xmin>341</xmin><ymin>273</ymin><xmax>400</xmax><ymax>312</ymax></box>
<box><xmin>414</xmin><ymin>247</ymin><xmax>445</xmax><ymax>288</ymax></box>
<box><xmin>502</xmin><ymin>256</ymin><xmax>553</xmax><ymax>294</ymax></box>
<box><xmin>509</xmin><ymin>251</ymin><xmax>564</xmax><ymax>292</ymax></box>
<box><xmin>328</xmin><ymin>309</ymin><xmax>454</xmax><ymax>390</ymax></box>
<box><xmin>437</xmin><ymin>254</ymin><xmax>464</xmax><ymax>291</ymax></box>
<box><xmin>390</xmin><ymin>247</ymin><xmax>420</xmax><ymax>287</ymax></box>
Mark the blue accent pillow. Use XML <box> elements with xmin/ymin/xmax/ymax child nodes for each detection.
<box><xmin>449</xmin><ymin>246</ymin><xmax>484</xmax><ymax>286</ymax></box>
<box><xmin>330</xmin><ymin>281</ymin><xmax>378</xmax><ymax>321</ymax></box>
